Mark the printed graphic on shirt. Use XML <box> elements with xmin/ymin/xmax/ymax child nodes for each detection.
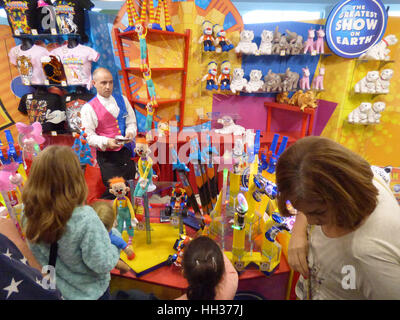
<box><xmin>65</xmin><ymin>98</ymin><xmax>86</xmax><ymax>132</ymax></box>
<box><xmin>54</xmin><ymin>3</ymin><xmax>78</xmax><ymax>34</ymax></box>
<box><xmin>63</xmin><ymin>57</ymin><xmax>85</xmax><ymax>84</ymax></box>
<box><xmin>26</xmin><ymin>99</ymin><xmax>48</xmax><ymax>124</ymax></box>
<box><xmin>16</xmin><ymin>55</ymin><xmax>33</xmax><ymax>84</ymax></box>
<box><xmin>41</xmin><ymin>55</ymin><xmax>67</xmax><ymax>84</ymax></box>
<box><xmin>3</xmin><ymin>1</ymin><xmax>30</xmax><ymax>34</ymax></box>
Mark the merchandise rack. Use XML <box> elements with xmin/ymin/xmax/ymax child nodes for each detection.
<box><xmin>114</xmin><ymin>28</ymin><xmax>191</xmax><ymax>131</ymax></box>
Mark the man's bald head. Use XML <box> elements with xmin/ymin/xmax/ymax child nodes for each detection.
<box><xmin>92</xmin><ymin>68</ymin><xmax>114</xmax><ymax>98</ymax></box>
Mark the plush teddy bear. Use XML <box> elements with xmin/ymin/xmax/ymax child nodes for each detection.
<box><xmin>230</xmin><ymin>68</ymin><xmax>248</xmax><ymax>94</ymax></box>
<box><xmin>245</xmin><ymin>70</ymin><xmax>264</xmax><ymax>93</ymax></box>
<box><xmin>235</xmin><ymin>30</ymin><xmax>258</xmax><ymax>55</ymax></box>
<box><xmin>347</xmin><ymin>102</ymin><xmax>372</xmax><ymax>124</ymax></box>
<box><xmin>258</xmin><ymin>30</ymin><xmax>273</xmax><ymax>55</ymax></box>
<box><xmin>354</xmin><ymin>71</ymin><xmax>380</xmax><ymax>93</ymax></box>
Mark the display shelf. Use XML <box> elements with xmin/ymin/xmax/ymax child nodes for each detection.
<box><xmin>236</xmin><ymin>52</ymin><xmax>332</xmax><ymax>58</ymax></box>
<box><xmin>124</xmin><ymin>67</ymin><xmax>185</xmax><ymax>74</ymax></box>
<box><xmin>129</xmin><ymin>97</ymin><xmax>183</xmax><ymax>107</ymax></box>
<box><xmin>117</xmin><ymin>28</ymin><xmax>187</xmax><ymax>41</ymax></box>
<box><xmin>13</xmin><ymin>33</ymin><xmax>80</xmax><ymax>41</ymax></box>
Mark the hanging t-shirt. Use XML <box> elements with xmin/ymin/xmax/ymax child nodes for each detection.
<box><xmin>62</xmin><ymin>91</ymin><xmax>94</xmax><ymax>132</ymax></box>
<box><xmin>41</xmin><ymin>55</ymin><xmax>68</xmax><ymax>85</ymax></box>
<box><xmin>51</xmin><ymin>44</ymin><xmax>99</xmax><ymax>86</ymax></box>
<box><xmin>18</xmin><ymin>91</ymin><xmax>67</xmax><ymax>133</ymax></box>
<box><xmin>0</xmin><ymin>0</ymin><xmax>38</xmax><ymax>35</ymax></box>
<box><xmin>8</xmin><ymin>44</ymin><xmax>50</xmax><ymax>85</ymax></box>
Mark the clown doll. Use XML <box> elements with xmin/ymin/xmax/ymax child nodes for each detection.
<box><xmin>198</xmin><ymin>20</ymin><xmax>215</xmax><ymax>52</ymax></box>
<box><xmin>218</xmin><ymin>60</ymin><xmax>231</xmax><ymax>91</ymax></box>
<box><xmin>202</xmin><ymin>61</ymin><xmax>219</xmax><ymax>91</ymax></box>
<box><xmin>213</xmin><ymin>24</ymin><xmax>234</xmax><ymax>53</ymax></box>
<box><xmin>109</xmin><ymin>177</ymin><xmax>138</xmax><ymax>246</ymax></box>
<box><xmin>134</xmin><ymin>136</ymin><xmax>155</xmax><ymax>204</ymax></box>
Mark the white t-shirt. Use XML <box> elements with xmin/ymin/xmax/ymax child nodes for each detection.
<box><xmin>296</xmin><ymin>174</ymin><xmax>400</xmax><ymax>300</ymax></box>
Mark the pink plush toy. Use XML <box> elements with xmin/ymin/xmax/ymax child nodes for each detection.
<box><xmin>303</xmin><ymin>28</ymin><xmax>315</xmax><ymax>54</ymax></box>
<box><xmin>315</xmin><ymin>27</ymin><xmax>325</xmax><ymax>54</ymax></box>
<box><xmin>312</xmin><ymin>66</ymin><xmax>325</xmax><ymax>90</ymax></box>
<box><xmin>299</xmin><ymin>67</ymin><xmax>310</xmax><ymax>90</ymax></box>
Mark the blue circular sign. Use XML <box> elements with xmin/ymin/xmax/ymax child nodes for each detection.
<box><xmin>326</xmin><ymin>0</ymin><xmax>388</xmax><ymax>58</ymax></box>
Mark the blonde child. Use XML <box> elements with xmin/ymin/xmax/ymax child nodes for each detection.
<box><xmin>22</xmin><ymin>145</ymin><xmax>120</xmax><ymax>300</ymax></box>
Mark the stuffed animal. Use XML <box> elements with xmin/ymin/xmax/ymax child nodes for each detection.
<box><xmin>359</xmin><ymin>34</ymin><xmax>398</xmax><ymax>60</ymax></box>
<box><xmin>280</xmin><ymin>67</ymin><xmax>299</xmax><ymax>91</ymax></box>
<box><xmin>314</xmin><ymin>27</ymin><xmax>325</xmax><ymax>54</ymax></box>
<box><xmin>263</xmin><ymin>69</ymin><xmax>282</xmax><ymax>92</ymax></box>
<box><xmin>271</xmin><ymin>26</ymin><xmax>283</xmax><ymax>55</ymax></box>
<box><xmin>299</xmin><ymin>67</ymin><xmax>311</xmax><ymax>91</ymax></box>
<box><xmin>303</xmin><ymin>28</ymin><xmax>315</xmax><ymax>54</ymax></box>
<box><xmin>289</xmin><ymin>90</ymin><xmax>303</xmax><ymax>106</ymax></box>
<box><xmin>198</xmin><ymin>20</ymin><xmax>215</xmax><ymax>52</ymax></box>
<box><xmin>133</xmin><ymin>136</ymin><xmax>155</xmax><ymax>198</ymax></box>
<box><xmin>354</xmin><ymin>71</ymin><xmax>380</xmax><ymax>93</ymax></box>
<box><xmin>297</xmin><ymin>90</ymin><xmax>318</xmax><ymax>111</ymax></box>
<box><xmin>157</xmin><ymin>119</ymin><xmax>170</xmax><ymax>137</ymax></box>
<box><xmin>215</xmin><ymin>115</ymin><xmax>246</xmax><ymax>135</ymax></box>
<box><xmin>347</xmin><ymin>102</ymin><xmax>372</xmax><ymax>124</ymax></box>
<box><xmin>245</xmin><ymin>70</ymin><xmax>264</xmax><ymax>93</ymax></box>
<box><xmin>371</xmin><ymin>165</ymin><xmax>392</xmax><ymax>185</ymax></box>
<box><xmin>202</xmin><ymin>61</ymin><xmax>219</xmax><ymax>90</ymax></box>
<box><xmin>258</xmin><ymin>30</ymin><xmax>273</xmax><ymax>55</ymax></box>
<box><xmin>230</xmin><ymin>68</ymin><xmax>247</xmax><ymax>93</ymax></box>
<box><xmin>276</xmin><ymin>91</ymin><xmax>290</xmax><ymax>104</ymax></box>
<box><xmin>213</xmin><ymin>24</ymin><xmax>234</xmax><ymax>53</ymax></box>
<box><xmin>375</xmin><ymin>69</ymin><xmax>394</xmax><ymax>94</ymax></box>
<box><xmin>286</xmin><ymin>29</ymin><xmax>303</xmax><ymax>55</ymax></box>
<box><xmin>367</xmin><ymin>101</ymin><xmax>386</xmax><ymax>124</ymax></box>
<box><xmin>218</xmin><ymin>60</ymin><xmax>231</xmax><ymax>90</ymax></box>
<box><xmin>312</xmin><ymin>66</ymin><xmax>325</xmax><ymax>90</ymax></box>
<box><xmin>235</xmin><ymin>30</ymin><xmax>258</xmax><ymax>55</ymax></box>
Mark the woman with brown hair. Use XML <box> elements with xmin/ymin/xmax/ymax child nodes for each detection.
<box><xmin>22</xmin><ymin>145</ymin><xmax>120</xmax><ymax>300</ymax></box>
<box><xmin>275</xmin><ymin>136</ymin><xmax>400</xmax><ymax>299</ymax></box>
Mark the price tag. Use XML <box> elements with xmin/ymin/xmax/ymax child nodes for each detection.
<box><xmin>61</xmin><ymin>81</ymin><xmax>67</xmax><ymax>87</ymax></box>
<box><xmin>23</xmin><ymin>79</ymin><xmax>30</xmax><ymax>86</ymax></box>
<box><xmin>27</xmin><ymin>94</ymin><xmax>33</xmax><ymax>100</ymax></box>
<box><xmin>14</xmin><ymin>30</ymin><xmax>20</xmax><ymax>36</ymax></box>
<box><xmin>51</xmin><ymin>28</ymin><xmax>57</xmax><ymax>35</ymax></box>
<box><xmin>311</xmin><ymin>50</ymin><xmax>317</xmax><ymax>56</ymax></box>
<box><xmin>66</xmin><ymin>96</ymin><xmax>71</xmax><ymax>102</ymax></box>
<box><xmin>51</xmin><ymin>131</ymin><xmax>57</xmax><ymax>136</ymax></box>
<box><xmin>31</xmin><ymin>29</ymin><xmax>38</xmax><ymax>35</ymax></box>
<box><xmin>44</xmin><ymin>80</ymin><xmax>50</xmax><ymax>85</ymax></box>
<box><xmin>280</xmin><ymin>50</ymin><xmax>286</xmax><ymax>56</ymax></box>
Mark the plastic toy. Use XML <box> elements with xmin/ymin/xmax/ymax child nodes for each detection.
<box><xmin>143</xmin><ymin>69</ymin><xmax>158</xmax><ymax>106</ymax></box>
<box><xmin>315</xmin><ymin>27</ymin><xmax>325</xmax><ymax>54</ymax></box>
<box><xmin>303</xmin><ymin>28</ymin><xmax>315</xmax><ymax>54</ymax></box>
<box><xmin>367</xmin><ymin>102</ymin><xmax>386</xmax><ymax>124</ymax></box>
<box><xmin>133</xmin><ymin>136</ymin><xmax>155</xmax><ymax>198</ymax></box>
<box><xmin>276</xmin><ymin>91</ymin><xmax>290</xmax><ymax>104</ymax></box>
<box><xmin>109</xmin><ymin>177</ymin><xmax>138</xmax><ymax>246</ymax></box>
<box><xmin>235</xmin><ymin>30</ymin><xmax>258</xmax><ymax>55</ymax></box>
<box><xmin>286</xmin><ymin>29</ymin><xmax>304</xmax><ymax>55</ymax></box>
<box><xmin>72</xmin><ymin>129</ymin><xmax>94</xmax><ymax>166</ymax></box>
<box><xmin>167</xmin><ymin>234</ymin><xmax>192</xmax><ymax>267</ymax></box>
<box><xmin>198</xmin><ymin>20</ymin><xmax>215</xmax><ymax>52</ymax></box>
<box><xmin>202</xmin><ymin>61</ymin><xmax>219</xmax><ymax>90</ymax></box>
<box><xmin>157</xmin><ymin>119</ymin><xmax>169</xmax><ymax>138</ymax></box>
<box><xmin>264</xmin><ymin>133</ymin><xmax>288</xmax><ymax>174</ymax></box>
<box><xmin>297</xmin><ymin>90</ymin><xmax>318</xmax><ymax>111</ymax></box>
<box><xmin>258</xmin><ymin>30</ymin><xmax>273</xmax><ymax>55</ymax></box>
<box><xmin>312</xmin><ymin>66</ymin><xmax>325</xmax><ymax>90</ymax></box>
<box><xmin>347</xmin><ymin>102</ymin><xmax>372</xmax><ymax>124</ymax></box>
<box><xmin>145</xmin><ymin>103</ymin><xmax>154</xmax><ymax>141</ymax></box>
<box><xmin>215</xmin><ymin>115</ymin><xmax>246</xmax><ymax>135</ymax></box>
<box><xmin>263</xmin><ymin>69</ymin><xmax>282</xmax><ymax>92</ymax></box>
<box><xmin>213</xmin><ymin>24</ymin><xmax>234</xmax><ymax>53</ymax></box>
<box><xmin>152</xmin><ymin>0</ymin><xmax>174</xmax><ymax>32</ymax></box>
<box><xmin>281</xmin><ymin>67</ymin><xmax>300</xmax><ymax>92</ymax></box>
<box><xmin>16</xmin><ymin>122</ymin><xmax>44</xmax><ymax>170</ymax></box>
<box><xmin>135</xmin><ymin>24</ymin><xmax>148</xmax><ymax>71</ymax></box>
<box><xmin>354</xmin><ymin>71</ymin><xmax>380</xmax><ymax>93</ymax></box>
<box><xmin>271</xmin><ymin>26</ymin><xmax>283</xmax><ymax>55</ymax></box>
<box><xmin>163</xmin><ymin>184</ymin><xmax>189</xmax><ymax>233</ymax></box>
<box><xmin>218</xmin><ymin>60</ymin><xmax>231</xmax><ymax>91</ymax></box>
<box><xmin>1</xmin><ymin>130</ymin><xmax>23</xmax><ymax>165</ymax></box>
<box><xmin>245</xmin><ymin>70</ymin><xmax>264</xmax><ymax>93</ymax></box>
<box><xmin>375</xmin><ymin>69</ymin><xmax>394</xmax><ymax>94</ymax></box>
<box><xmin>253</xmin><ymin>174</ymin><xmax>278</xmax><ymax>202</ymax></box>
<box><xmin>230</xmin><ymin>68</ymin><xmax>248</xmax><ymax>94</ymax></box>
<box><xmin>202</xmin><ymin>133</ymin><xmax>219</xmax><ymax>206</ymax></box>
<box><xmin>359</xmin><ymin>34</ymin><xmax>398</xmax><ymax>60</ymax></box>
<box><xmin>299</xmin><ymin>67</ymin><xmax>311</xmax><ymax>91</ymax></box>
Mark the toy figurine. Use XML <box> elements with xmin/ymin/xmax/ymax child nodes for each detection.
<box><xmin>157</xmin><ymin>119</ymin><xmax>170</xmax><ymax>138</ymax></box>
<box><xmin>202</xmin><ymin>61</ymin><xmax>219</xmax><ymax>90</ymax></box>
<box><xmin>375</xmin><ymin>69</ymin><xmax>394</xmax><ymax>94</ymax></box>
<box><xmin>347</xmin><ymin>102</ymin><xmax>372</xmax><ymax>124</ymax></box>
<box><xmin>218</xmin><ymin>60</ymin><xmax>231</xmax><ymax>91</ymax></box>
<box><xmin>135</xmin><ymin>24</ymin><xmax>148</xmax><ymax>71</ymax></box>
<box><xmin>109</xmin><ymin>176</ymin><xmax>138</xmax><ymax>246</ymax></box>
<box><xmin>167</xmin><ymin>234</ymin><xmax>192</xmax><ymax>267</ymax></box>
<box><xmin>367</xmin><ymin>101</ymin><xmax>386</xmax><ymax>124</ymax></box>
<box><xmin>235</xmin><ymin>30</ymin><xmax>258</xmax><ymax>55</ymax></box>
<box><xmin>145</xmin><ymin>103</ymin><xmax>154</xmax><ymax>142</ymax></box>
<box><xmin>16</xmin><ymin>122</ymin><xmax>45</xmax><ymax>170</ymax></box>
<box><xmin>164</xmin><ymin>183</ymin><xmax>189</xmax><ymax>218</ymax></box>
<box><xmin>276</xmin><ymin>91</ymin><xmax>290</xmax><ymax>104</ymax></box>
<box><xmin>143</xmin><ymin>69</ymin><xmax>158</xmax><ymax>105</ymax></box>
<box><xmin>299</xmin><ymin>66</ymin><xmax>310</xmax><ymax>91</ymax></box>
<box><xmin>213</xmin><ymin>24</ymin><xmax>234</xmax><ymax>53</ymax></box>
<box><xmin>297</xmin><ymin>90</ymin><xmax>318</xmax><ymax>111</ymax></box>
<box><xmin>230</xmin><ymin>68</ymin><xmax>247</xmax><ymax>94</ymax></box>
<box><xmin>253</xmin><ymin>174</ymin><xmax>278</xmax><ymax>202</ymax></box>
<box><xmin>215</xmin><ymin>115</ymin><xmax>246</xmax><ymax>135</ymax></box>
<box><xmin>354</xmin><ymin>71</ymin><xmax>380</xmax><ymax>93</ymax></box>
<box><xmin>258</xmin><ymin>30</ymin><xmax>273</xmax><ymax>55</ymax></box>
<box><xmin>359</xmin><ymin>34</ymin><xmax>398</xmax><ymax>60</ymax></box>
<box><xmin>286</xmin><ymin>29</ymin><xmax>304</xmax><ymax>55</ymax></box>
<box><xmin>133</xmin><ymin>136</ymin><xmax>155</xmax><ymax>198</ymax></box>
<box><xmin>263</xmin><ymin>69</ymin><xmax>282</xmax><ymax>92</ymax></box>
<box><xmin>314</xmin><ymin>27</ymin><xmax>325</xmax><ymax>54</ymax></box>
<box><xmin>245</xmin><ymin>70</ymin><xmax>264</xmax><ymax>93</ymax></box>
<box><xmin>281</xmin><ymin>67</ymin><xmax>300</xmax><ymax>92</ymax></box>
<box><xmin>198</xmin><ymin>20</ymin><xmax>215</xmax><ymax>52</ymax></box>
<box><xmin>303</xmin><ymin>28</ymin><xmax>315</xmax><ymax>54</ymax></box>
<box><xmin>312</xmin><ymin>66</ymin><xmax>325</xmax><ymax>90</ymax></box>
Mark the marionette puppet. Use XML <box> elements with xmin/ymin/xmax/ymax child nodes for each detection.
<box><xmin>133</xmin><ymin>136</ymin><xmax>155</xmax><ymax>199</ymax></box>
<box><xmin>109</xmin><ymin>176</ymin><xmax>138</xmax><ymax>246</ymax></box>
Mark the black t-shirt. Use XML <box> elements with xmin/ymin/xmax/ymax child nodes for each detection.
<box><xmin>0</xmin><ymin>0</ymin><xmax>39</xmax><ymax>35</ymax></box>
<box><xmin>62</xmin><ymin>91</ymin><xmax>94</xmax><ymax>132</ymax></box>
<box><xmin>18</xmin><ymin>91</ymin><xmax>67</xmax><ymax>134</ymax></box>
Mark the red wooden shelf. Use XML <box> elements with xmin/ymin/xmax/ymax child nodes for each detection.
<box><xmin>124</xmin><ymin>67</ymin><xmax>185</xmax><ymax>73</ymax></box>
<box><xmin>117</xmin><ymin>28</ymin><xmax>187</xmax><ymax>40</ymax></box>
<box><xmin>129</xmin><ymin>97</ymin><xmax>183</xmax><ymax>106</ymax></box>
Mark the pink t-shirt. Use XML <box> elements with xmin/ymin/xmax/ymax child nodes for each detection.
<box><xmin>8</xmin><ymin>45</ymin><xmax>50</xmax><ymax>85</ymax></box>
<box><xmin>51</xmin><ymin>44</ymin><xmax>100</xmax><ymax>86</ymax></box>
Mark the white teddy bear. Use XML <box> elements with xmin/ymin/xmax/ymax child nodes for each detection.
<box><xmin>367</xmin><ymin>101</ymin><xmax>386</xmax><ymax>124</ymax></box>
<box><xmin>348</xmin><ymin>102</ymin><xmax>372</xmax><ymax>124</ymax></box>
<box><xmin>375</xmin><ymin>69</ymin><xmax>394</xmax><ymax>94</ymax></box>
<box><xmin>230</xmin><ymin>68</ymin><xmax>248</xmax><ymax>94</ymax></box>
<box><xmin>258</xmin><ymin>30</ymin><xmax>273</xmax><ymax>55</ymax></box>
<box><xmin>215</xmin><ymin>115</ymin><xmax>246</xmax><ymax>135</ymax></box>
<box><xmin>245</xmin><ymin>70</ymin><xmax>264</xmax><ymax>93</ymax></box>
<box><xmin>354</xmin><ymin>71</ymin><xmax>380</xmax><ymax>93</ymax></box>
<box><xmin>235</xmin><ymin>30</ymin><xmax>258</xmax><ymax>55</ymax></box>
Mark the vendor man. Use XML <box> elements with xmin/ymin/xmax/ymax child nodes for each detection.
<box><xmin>81</xmin><ymin>67</ymin><xmax>137</xmax><ymax>199</ymax></box>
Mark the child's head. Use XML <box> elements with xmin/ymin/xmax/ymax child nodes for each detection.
<box><xmin>22</xmin><ymin>145</ymin><xmax>88</xmax><ymax>243</ymax></box>
<box><xmin>182</xmin><ymin>236</ymin><xmax>224</xmax><ymax>300</ymax></box>
<box><xmin>91</xmin><ymin>201</ymin><xmax>115</xmax><ymax>231</ymax></box>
